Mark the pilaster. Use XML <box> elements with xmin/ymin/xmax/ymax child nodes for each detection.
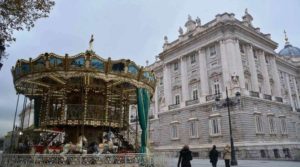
<box><xmin>154</xmin><ymin>85</ymin><xmax>159</xmax><ymax>118</ymax></box>
<box><xmin>270</xmin><ymin>56</ymin><xmax>281</xmax><ymax>97</ymax></box>
<box><xmin>258</xmin><ymin>51</ymin><xmax>271</xmax><ymax>94</ymax></box>
<box><xmin>199</xmin><ymin>49</ymin><xmax>209</xmax><ymax>102</ymax></box>
<box><xmin>293</xmin><ymin>77</ymin><xmax>300</xmax><ymax>109</ymax></box>
<box><xmin>163</xmin><ymin>64</ymin><xmax>172</xmax><ymax>109</ymax></box>
<box><xmin>219</xmin><ymin>40</ymin><xmax>231</xmax><ymax>92</ymax></box>
<box><xmin>233</xmin><ymin>39</ymin><xmax>246</xmax><ymax>91</ymax></box>
<box><xmin>285</xmin><ymin>73</ymin><xmax>295</xmax><ymax>111</ymax></box>
<box><xmin>246</xmin><ymin>45</ymin><xmax>259</xmax><ymax>92</ymax></box>
<box><xmin>180</xmin><ymin>56</ymin><xmax>189</xmax><ymax>107</ymax></box>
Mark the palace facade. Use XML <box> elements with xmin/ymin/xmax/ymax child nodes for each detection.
<box><xmin>132</xmin><ymin>10</ymin><xmax>300</xmax><ymax>160</ymax></box>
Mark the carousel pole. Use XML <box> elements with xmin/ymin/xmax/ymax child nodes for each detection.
<box><xmin>10</xmin><ymin>93</ymin><xmax>20</xmax><ymax>153</ymax></box>
<box><xmin>27</xmin><ymin>84</ymin><xmax>34</xmax><ymax>128</ymax></box>
<box><xmin>21</xmin><ymin>95</ymin><xmax>27</xmax><ymax>130</ymax></box>
<box><xmin>135</xmin><ymin>107</ymin><xmax>138</xmax><ymax>152</ymax></box>
<box><xmin>83</xmin><ymin>76</ymin><xmax>89</xmax><ymax>141</ymax></box>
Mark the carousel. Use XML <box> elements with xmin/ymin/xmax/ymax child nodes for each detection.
<box><xmin>6</xmin><ymin>37</ymin><xmax>157</xmax><ymax>165</ymax></box>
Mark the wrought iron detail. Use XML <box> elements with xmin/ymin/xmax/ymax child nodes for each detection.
<box><xmin>0</xmin><ymin>153</ymin><xmax>167</xmax><ymax>167</ymax></box>
<box><xmin>168</xmin><ymin>104</ymin><xmax>180</xmax><ymax>110</ymax></box>
<box><xmin>249</xmin><ymin>91</ymin><xmax>259</xmax><ymax>98</ymax></box>
<box><xmin>185</xmin><ymin>99</ymin><xmax>199</xmax><ymax>106</ymax></box>
<box><xmin>263</xmin><ymin>94</ymin><xmax>272</xmax><ymax>101</ymax></box>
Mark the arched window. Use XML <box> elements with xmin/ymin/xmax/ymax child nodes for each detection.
<box><xmin>213</xmin><ymin>79</ymin><xmax>221</xmax><ymax>95</ymax></box>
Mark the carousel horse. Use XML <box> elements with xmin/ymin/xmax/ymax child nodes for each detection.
<box><xmin>60</xmin><ymin>134</ymin><xmax>87</xmax><ymax>155</ymax></box>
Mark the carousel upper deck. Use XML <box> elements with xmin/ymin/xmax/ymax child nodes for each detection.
<box><xmin>11</xmin><ymin>50</ymin><xmax>156</xmax><ymax>130</ymax></box>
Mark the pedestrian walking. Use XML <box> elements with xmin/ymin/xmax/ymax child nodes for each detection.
<box><xmin>223</xmin><ymin>144</ymin><xmax>231</xmax><ymax>167</ymax></box>
<box><xmin>178</xmin><ymin>145</ymin><xmax>193</xmax><ymax>167</ymax></box>
<box><xmin>209</xmin><ymin>145</ymin><xmax>219</xmax><ymax>167</ymax></box>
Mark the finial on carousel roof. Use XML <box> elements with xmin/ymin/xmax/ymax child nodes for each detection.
<box><xmin>245</xmin><ymin>8</ymin><xmax>248</xmax><ymax>15</ymax></box>
<box><xmin>196</xmin><ymin>17</ymin><xmax>201</xmax><ymax>26</ymax></box>
<box><xmin>178</xmin><ymin>27</ymin><xmax>183</xmax><ymax>36</ymax></box>
<box><xmin>89</xmin><ymin>34</ymin><xmax>94</xmax><ymax>51</ymax></box>
<box><xmin>146</xmin><ymin>60</ymin><xmax>149</xmax><ymax>66</ymax></box>
<box><xmin>284</xmin><ymin>30</ymin><xmax>290</xmax><ymax>45</ymax></box>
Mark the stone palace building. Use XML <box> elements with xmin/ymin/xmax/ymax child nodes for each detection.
<box><xmin>131</xmin><ymin>10</ymin><xmax>300</xmax><ymax>160</ymax></box>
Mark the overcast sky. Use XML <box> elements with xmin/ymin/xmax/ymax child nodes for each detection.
<box><xmin>0</xmin><ymin>0</ymin><xmax>300</xmax><ymax>137</ymax></box>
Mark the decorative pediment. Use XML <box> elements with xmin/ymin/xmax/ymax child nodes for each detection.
<box><xmin>209</xmin><ymin>71</ymin><xmax>221</xmax><ymax>78</ymax></box>
<box><xmin>189</xmin><ymin>78</ymin><xmax>199</xmax><ymax>84</ymax></box>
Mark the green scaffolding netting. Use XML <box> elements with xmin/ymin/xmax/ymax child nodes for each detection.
<box><xmin>136</xmin><ymin>88</ymin><xmax>150</xmax><ymax>153</ymax></box>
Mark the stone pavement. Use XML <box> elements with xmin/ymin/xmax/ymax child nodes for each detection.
<box><xmin>168</xmin><ymin>158</ymin><xmax>300</xmax><ymax>167</ymax></box>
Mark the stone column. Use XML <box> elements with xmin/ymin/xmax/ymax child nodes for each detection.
<box><xmin>180</xmin><ymin>56</ymin><xmax>189</xmax><ymax>107</ymax></box>
<box><xmin>270</xmin><ymin>56</ymin><xmax>282</xmax><ymax>97</ymax></box>
<box><xmin>293</xmin><ymin>77</ymin><xmax>300</xmax><ymax>109</ymax></box>
<box><xmin>285</xmin><ymin>73</ymin><xmax>295</xmax><ymax>110</ymax></box>
<box><xmin>163</xmin><ymin>64</ymin><xmax>172</xmax><ymax>108</ymax></box>
<box><xmin>246</xmin><ymin>45</ymin><xmax>259</xmax><ymax>92</ymax></box>
<box><xmin>220</xmin><ymin>40</ymin><xmax>231</xmax><ymax>93</ymax></box>
<box><xmin>233</xmin><ymin>39</ymin><xmax>246</xmax><ymax>91</ymax></box>
<box><xmin>258</xmin><ymin>51</ymin><xmax>271</xmax><ymax>94</ymax></box>
<box><xmin>199</xmin><ymin>49</ymin><xmax>209</xmax><ymax>102</ymax></box>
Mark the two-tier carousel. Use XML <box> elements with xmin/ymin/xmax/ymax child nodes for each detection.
<box><xmin>11</xmin><ymin>46</ymin><xmax>155</xmax><ymax>154</ymax></box>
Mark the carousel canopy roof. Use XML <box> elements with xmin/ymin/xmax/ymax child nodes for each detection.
<box><xmin>11</xmin><ymin>50</ymin><xmax>156</xmax><ymax>100</ymax></box>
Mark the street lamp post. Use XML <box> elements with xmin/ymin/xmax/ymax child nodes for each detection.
<box><xmin>215</xmin><ymin>87</ymin><xmax>240</xmax><ymax>166</ymax></box>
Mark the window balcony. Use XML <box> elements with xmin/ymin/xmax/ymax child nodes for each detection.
<box><xmin>206</xmin><ymin>94</ymin><xmax>222</xmax><ymax>101</ymax></box>
<box><xmin>185</xmin><ymin>99</ymin><xmax>199</xmax><ymax>106</ymax></box>
<box><xmin>263</xmin><ymin>94</ymin><xmax>272</xmax><ymax>101</ymax></box>
<box><xmin>168</xmin><ymin>104</ymin><xmax>180</xmax><ymax>110</ymax></box>
<box><xmin>249</xmin><ymin>91</ymin><xmax>259</xmax><ymax>98</ymax></box>
<box><xmin>275</xmin><ymin>97</ymin><xmax>283</xmax><ymax>103</ymax></box>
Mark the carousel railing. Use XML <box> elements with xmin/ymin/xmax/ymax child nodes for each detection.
<box><xmin>0</xmin><ymin>153</ymin><xmax>168</xmax><ymax>167</ymax></box>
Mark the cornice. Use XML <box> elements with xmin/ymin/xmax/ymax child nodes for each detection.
<box><xmin>159</xmin><ymin>21</ymin><xmax>278</xmax><ymax>60</ymax></box>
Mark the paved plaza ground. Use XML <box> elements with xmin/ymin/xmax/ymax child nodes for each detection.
<box><xmin>168</xmin><ymin>158</ymin><xmax>300</xmax><ymax>167</ymax></box>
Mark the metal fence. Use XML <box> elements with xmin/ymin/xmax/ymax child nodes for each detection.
<box><xmin>0</xmin><ymin>153</ymin><xmax>168</xmax><ymax>167</ymax></box>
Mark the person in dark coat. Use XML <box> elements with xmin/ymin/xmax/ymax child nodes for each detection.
<box><xmin>178</xmin><ymin>145</ymin><xmax>193</xmax><ymax>167</ymax></box>
<box><xmin>209</xmin><ymin>145</ymin><xmax>219</xmax><ymax>167</ymax></box>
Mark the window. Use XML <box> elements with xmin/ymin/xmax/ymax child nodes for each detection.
<box><xmin>209</xmin><ymin>118</ymin><xmax>221</xmax><ymax>135</ymax></box>
<box><xmin>213</xmin><ymin>80</ymin><xmax>221</xmax><ymax>95</ymax></box>
<box><xmin>245</xmin><ymin>82</ymin><xmax>249</xmax><ymax>90</ymax></box>
<box><xmin>174</xmin><ymin>62</ymin><xmax>178</xmax><ymax>71</ymax></box>
<box><xmin>273</xmin><ymin>149</ymin><xmax>280</xmax><ymax>158</ymax></box>
<box><xmin>191</xmin><ymin>54</ymin><xmax>196</xmax><ymax>64</ymax></box>
<box><xmin>159</xmin><ymin>77</ymin><xmax>163</xmax><ymax>85</ymax></box>
<box><xmin>171</xmin><ymin>125</ymin><xmax>178</xmax><ymax>139</ymax></box>
<box><xmin>240</xmin><ymin>44</ymin><xmax>245</xmax><ymax>54</ymax></box>
<box><xmin>190</xmin><ymin>121</ymin><xmax>198</xmax><ymax>137</ymax></box>
<box><xmin>268</xmin><ymin>116</ymin><xmax>276</xmax><ymax>134</ymax></box>
<box><xmin>283</xmin><ymin>148</ymin><xmax>291</xmax><ymax>158</ymax></box>
<box><xmin>192</xmin><ymin>89</ymin><xmax>198</xmax><ymax>100</ymax></box>
<box><xmin>253</xmin><ymin>51</ymin><xmax>258</xmax><ymax>60</ymax></box>
<box><xmin>255</xmin><ymin>115</ymin><xmax>264</xmax><ymax>133</ymax></box>
<box><xmin>259</xmin><ymin>86</ymin><xmax>262</xmax><ymax>93</ymax></box>
<box><xmin>209</xmin><ymin>46</ymin><xmax>216</xmax><ymax>56</ymax></box>
<box><xmin>280</xmin><ymin>118</ymin><xmax>287</xmax><ymax>134</ymax></box>
<box><xmin>260</xmin><ymin>150</ymin><xmax>266</xmax><ymax>158</ymax></box>
<box><xmin>266</xmin><ymin>58</ymin><xmax>269</xmax><ymax>64</ymax></box>
<box><xmin>175</xmin><ymin>95</ymin><xmax>180</xmax><ymax>105</ymax></box>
